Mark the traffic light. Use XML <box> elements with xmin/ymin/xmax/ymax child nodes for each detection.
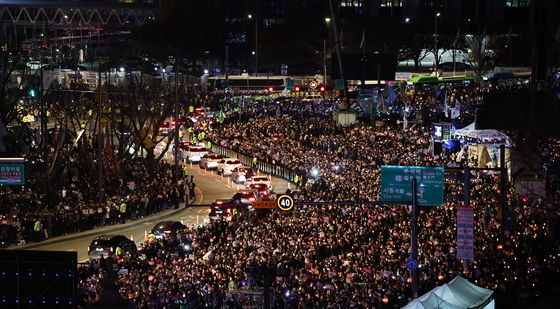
<box><xmin>268</xmin><ymin>87</ymin><xmax>274</xmax><ymax>92</ymax></box>
<box><xmin>319</xmin><ymin>85</ymin><xmax>326</xmax><ymax>92</ymax></box>
<box><xmin>295</xmin><ymin>85</ymin><xmax>300</xmax><ymax>92</ymax></box>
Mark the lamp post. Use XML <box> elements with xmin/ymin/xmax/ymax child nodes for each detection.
<box><xmin>324</xmin><ymin>17</ymin><xmax>330</xmax><ymax>86</ymax></box>
<box><xmin>248</xmin><ymin>14</ymin><xmax>257</xmax><ymax>76</ymax></box>
<box><xmin>434</xmin><ymin>12</ymin><xmax>441</xmax><ymax>76</ymax></box>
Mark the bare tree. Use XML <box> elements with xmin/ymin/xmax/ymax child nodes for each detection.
<box><xmin>464</xmin><ymin>34</ymin><xmax>494</xmax><ymax>80</ymax></box>
<box><xmin>104</xmin><ymin>73</ymin><xmax>178</xmax><ymax>166</ymax></box>
<box><xmin>399</xmin><ymin>34</ymin><xmax>432</xmax><ymax>71</ymax></box>
<box><xmin>0</xmin><ymin>50</ymin><xmax>33</xmax><ymax>125</ymax></box>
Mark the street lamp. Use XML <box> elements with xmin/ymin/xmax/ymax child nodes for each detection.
<box><xmin>310</xmin><ymin>167</ymin><xmax>320</xmax><ymax>178</ymax></box>
<box><xmin>434</xmin><ymin>12</ymin><xmax>441</xmax><ymax>76</ymax></box>
<box><xmin>405</xmin><ymin>17</ymin><xmax>411</xmax><ymax>23</ymax></box>
<box><xmin>324</xmin><ymin>17</ymin><xmax>331</xmax><ymax>86</ymax></box>
<box><xmin>248</xmin><ymin>13</ymin><xmax>257</xmax><ymax>76</ymax></box>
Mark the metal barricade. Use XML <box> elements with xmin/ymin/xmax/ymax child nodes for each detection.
<box><xmin>210</xmin><ymin>142</ymin><xmax>297</xmax><ymax>186</ymax></box>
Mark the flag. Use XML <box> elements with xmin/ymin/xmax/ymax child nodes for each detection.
<box><xmin>385</xmin><ymin>84</ymin><xmax>397</xmax><ymax>107</ymax></box>
<box><xmin>42</xmin><ymin>72</ymin><xmax>54</xmax><ymax>90</ymax></box>
<box><xmin>443</xmin><ymin>93</ymin><xmax>450</xmax><ymax>118</ymax></box>
<box><xmin>0</xmin><ymin>118</ymin><xmax>8</xmax><ymax>152</ymax></box>
<box><xmin>105</xmin><ymin>135</ymin><xmax>114</xmax><ymax>157</ymax></box>
<box><xmin>451</xmin><ymin>99</ymin><xmax>461</xmax><ymax>119</ymax></box>
<box><xmin>456</xmin><ymin>145</ymin><xmax>465</xmax><ymax>163</ymax></box>
<box><xmin>403</xmin><ymin>106</ymin><xmax>408</xmax><ymax>130</ymax></box>
<box><xmin>359</xmin><ymin>29</ymin><xmax>365</xmax><ymax>49</ymax></box>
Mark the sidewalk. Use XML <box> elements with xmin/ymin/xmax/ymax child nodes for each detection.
<box><xmin>9</xmin><ymin>202</ymin><xmax>191</xmax><ymax>250</ymax></box>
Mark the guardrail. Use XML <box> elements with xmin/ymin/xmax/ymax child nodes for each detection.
<box><xmin>210</xmin><ymin>143</ymin><xmax>299</xmax><ymax>186</ymax></box>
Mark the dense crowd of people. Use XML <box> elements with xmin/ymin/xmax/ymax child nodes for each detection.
<box><xmin>0</xmin><ymin>157</ymin><xmax>184</xmax><ymax>247</ymax></box>
<box><xmin>74</xmin><ymin>85</ymin><xmax>560</xmax><ymax>308</ymax></box>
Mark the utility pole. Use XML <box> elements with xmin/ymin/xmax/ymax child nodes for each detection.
<box><xmin>329</xmin><ymin>0</ymin><xmax>347</xmax><ymax>100</ymax></box>
<box><xmin>410</xmin><ymin>177</ymin><xmax>419</xmax><ymax>298</ymax></box>
<box><xmin>97</xmin><ymin>64</ymin><xmax>103</xmax><ymax>204</ymax></box>
<box><xmin>39</xmin><ymin>51</ymin><xmax>47</xmax><ymax>161</ymax></box>
<box><xmin>225</xmin><ymin>45</ymin><xmax>229</xmax><ymax>89</ymax></box>
<box><xmin>499</xmin><ymin>145</ymin><xmax>507</xmax><ymax>235</ymax></box>
<box><xmin>323</xmin><ymin>39</ymin><xmax>327</xmax><ymax>86</ymax></box>
<box><xmin>434</xmin><ymin>12</ymin><xmax>441</xmax><ymax>76</ymax></box>
<box><xmin>463</xmin><ymin>166</ymin><xmax>471</xmax><ymax>271</ymax></box>
<box><xmin>173</xmin><ymin>57</ymin><xmax>180</xmax><ymax>191</ymax></box>
<box><xmin>255</xmin><ymin>15</ymin><xmax>258</xmax><ymax>77</ymax></box>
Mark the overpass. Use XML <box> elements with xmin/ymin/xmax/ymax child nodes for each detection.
<box><xmin>0</xmin><ymin>0</ymin><xmax>161</xmax><ymax>27</ymax></box>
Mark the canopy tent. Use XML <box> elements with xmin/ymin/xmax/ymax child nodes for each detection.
<box><xmin>402</xmin><ymin>276</ymin><xmax>493</xmax><ymax>309</ymax></box>
<box><xmin>433</xmin><ymin>276</ymin><xmax>493</xmax><ymax>308</ymax></box>
<box><xmin>453</xmin><ymin>122</ymin><xmax>511</xmax><ymax>146</ymax></box>
<box><xmin>403</xmin><ymin>289</ymin><xmax>464</xmax><ymax>309</ymax></box>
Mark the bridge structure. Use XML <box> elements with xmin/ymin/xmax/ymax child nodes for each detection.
<box><xmin>0</xmin><ymin>0</ymin><xmax>161</xmax><ymax>28</ymax></box>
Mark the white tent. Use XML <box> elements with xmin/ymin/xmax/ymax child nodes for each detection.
<box><xmin>433</xmin><ymin>276</ymin><xmax>493</xmax><ymax>308</ymax></box>
<box><xmin>403</xmin><ymin>290</ymin><xmax>465</xmax><ymax>309</ymax></box>
<box><xmin>454</xmin><ymin>122</ymin><xmax>511</xmax><ymax>146</ymax></box>
<box><xmin>402</xmin><ymin>276</ymin><xmax>493</xmax><ymax>309</ymax></box>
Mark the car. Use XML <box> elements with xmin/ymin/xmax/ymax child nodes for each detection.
<box><xmin>151</xmin><ymin>221</ymin><xmax>186</xmax><ymax>239</ymax></box>
<box><xmin>173</xmin><ymin>141</ymin><xmax>193</xmax><ymax>153</ymax></box>
<box><xmin>301</xmin><ymin>95</ymin><xmax>323</xmax><ymax>103</ymax></box>
<box><xmin>158</xmin><ymin>119</ymin><xmax>190</xmax><ymax>136</ymax></box>
<box><xmin>217</xmin><ymin>158</ymin><xmax>243</xmax><ymax>176</ymax></box>
<box><xmin>208</xmin><ymin>194</ymin><xmax>257</xmax><ymax>220</ymax></box>
<box><xmin>209</xmin><ymin>198</ymin><xmax>236</xmax><ymax>220</ymax></box>
<box><xmin>186</xmin><ymin>146</ymin><xmax>209</xmax><ymax>163</ymax></box>
<box><xmin>231</xmin><ymin>166</ymin><xmax>255</xmax><ymax>184</ymax></box>
<box><xmin>88</xmin><ymin>235</ymin><xmax>137</xmax><ymax>260</ymax></box>
<box><xmin>249</xmin><ymin>183</ymin><xmax>272</xmax><ymax>197</ymax></box>
<box><xmin>231</xmin><ymin>190</ymin><xmax>258</xmax><ymax>205</ymax></box>
<box><xmin>199</xmin><ymin>154</ymin><xmax>224</xmax><ymax>169</ymax></box>
<box><xmin>245</xmin><ymin>175</ymin><xmax>272</xmax><ymax>191</ymax></box>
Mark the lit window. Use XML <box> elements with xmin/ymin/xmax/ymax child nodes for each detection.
<box><xmin>380</xmin><ymin>0</ymin><xmax>404</xmax><ymax>7</ymax></box>
<box><xmin>506</xmin><ymin>0</ymin><xmax>530</xmax><ymax>7</ymax></box>
<box><xmin>340</xmin><ymin>0</ymin><xmax>363</xmax><ymax>8</ymax></box>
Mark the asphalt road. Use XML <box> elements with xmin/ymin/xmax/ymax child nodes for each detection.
<box><xmin>9</xmin><ymin>166</ymin><xmax>294</xmax><ymax>262</ymax></box>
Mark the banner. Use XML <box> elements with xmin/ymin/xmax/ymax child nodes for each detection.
<box><xmin>456</xmin><ymin>205</ymin><xmax>474</xmax><ymax>260</ymax></box>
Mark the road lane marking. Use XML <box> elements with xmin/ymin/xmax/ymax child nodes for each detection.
<box><xmin>195</xmin><ymin>186</ymin><xmax>203</xmax><ymax>204</ymax></box>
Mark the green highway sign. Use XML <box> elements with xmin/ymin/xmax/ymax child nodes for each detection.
<box><xmin>380</xmin><ymin>166</ymin><xmax>444</xmax><ymax>206</ymax></box>
<box><xmin>0</xmin><ymin>160</ymin><xmax>25</xmax><ymax>186</ymax></box>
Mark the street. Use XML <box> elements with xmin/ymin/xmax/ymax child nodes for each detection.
<box><xmin>8</xmin><ymin>167</ymin><xmax>293</xmax><ymax>262</ymax></box>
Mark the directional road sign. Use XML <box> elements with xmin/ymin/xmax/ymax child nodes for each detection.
<box><xmin>406</xmin><ymin>258</ymin><xmax>418</xmax><ymax>271</ymax></box>
<box><xmin>380</xmin><ymin>166</ymin><xmax>444</xmax><ymax>206</ymax></box>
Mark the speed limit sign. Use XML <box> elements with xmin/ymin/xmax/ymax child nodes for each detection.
<box><xmin>309</xmin><ymin>80</ymin><xmax>318</xmax><ymax>90</ymax></box>
<box><xmin>277</xmin><ymin>195</ymin><xmax>294</xmax><ymax>211</ymax></box>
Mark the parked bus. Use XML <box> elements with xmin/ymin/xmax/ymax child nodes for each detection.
<box><xmin>406</xmin><ymin>76</ymin><xmax>475</xmax><ymax>90</ymax></box>
<box><xmin>482</xmin><ymin>72</ymin><xmax>531</xmax><ymax>86</ymax></box>
<box><xmin>205</xmin><ymin>75</ymin><xmax>289</xmax><ymax>93</ymax></box>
